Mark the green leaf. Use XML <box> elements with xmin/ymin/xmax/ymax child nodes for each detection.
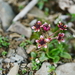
<box><xmin>50</xmin><ymin>49</ymin><xmax>60</xmax><ymax>56</ymax></box>
<box><xmin>39</xmin><ymin>53</ymin><xmax>48</xmax><ymax>62</ymax></box>
<box><xmin>60</xmin><ymin>52</ymin><xmax>71</xmax><ymax>59</ymax></box>
<box><xmin>31</xmin><ymin>52</ymin><xmax>36</xmax><ymax>58</ymax></box>
<box><xmin>0</xmin><ymin>68</ymin><xmax>2</xmax><ymax>70</ymax></box>
<box><xmin>53</xmin><ymin>56</ymin><xmax>60</xmax><ymax>63</ymax></box>
<box><xmin>48</xmin><ymin>66</ymin><xmax>56</xmax><ymax>72</ymax></box>
<box><xmin>38</xmin><ymin>2</ymin><xmax>44</xmax><ymax>9</ymax></box>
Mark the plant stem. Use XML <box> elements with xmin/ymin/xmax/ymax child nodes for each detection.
<box><xmin>49</xmin><ymin>29</ymin><xmax>60</xmax><ymax>37</ymax></box>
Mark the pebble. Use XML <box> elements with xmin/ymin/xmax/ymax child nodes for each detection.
<box><xmin>35</xmin><ymin>62</ymin><xmax>51</xmax><ymax>75</ymax></box>
<box><xmin>56</xmin><ymin>63</ymin><xmax>75</xmax><ymax>75</ymax></box>
<box><xmin>0</xmin><ymin>0</ymin><xmax>15</xmax><ymax>30</ymax></box>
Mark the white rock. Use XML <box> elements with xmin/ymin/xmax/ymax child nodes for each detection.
<box><xmin>0</xmin><ymin>1</ymin><xmax>15</xmax><ymax>30</ymax></box>
<box><xmin>29</xmin><ymin>19</ymin><xmax>37</xmax><ymax>26</ymax></box>
<box><xmin>4</xmin><ymin>58</ymin><xmax>10</xmax><ymax>63</ymax></box>
<box><xmin>16</xmin><ymin>47</ymin><xmax>27</xmax><ymax>58</ymax></box>
<box><xmin>56</xmin><ymin>63</ymin><xmax>75</xmax><ymax>75</ymax></box>
<box><xmin>0</xmin><ymin>58</ymin><xmax>3</xmax><ymax>63</ymax></box>
<box><xmin>7</xmin><ymin>49</ymin><xmax>15</xmax><ymax>57</ymax></box>
<box><xmin>35</xmin><ymin>62</ymin><xmax>51</xmax><ymax>75</ymax></box>
<box><xmin>7</xmin><ymin>22</ymin><xmax>32</xmax><ymax>38</ymax></box>
<box><xmin>0</xmin><ymin>58</ymin><xmax>3</xmax><ymax>75</ymax></box>
<box><xmin>7</xmin><ymin>64</ymin><xmax>19</xmax><ymax>75</ymax></box>
<box><xmin>68</xmin><ymin>5</ymin><xmax>75</xmax><ymax>13</ymax></box>
<box><xmin>28</xmin><ymin>7</ymin><xmax>46</xmax><ymax>18</ymax></box>
<box><xmin>10</xmin><ymin>54</ymin><xmax>24</xmax><ymax>63</ymax></box>
<box><xmin>57</xmin><ymin>0</ymin><xmax>75</xmax><ymax>14</ymax></box>
<box><xmin>27</xmin><ymin>63</ymin><xmax>32</xmax><ymax>69</ymax></box>
<box><xmin>26</xmin><ymin>45</ymin><xmax>36</xmax><ymax>54</ymax></box>
<box><xmin>54</xmin><ymin>15</ymin><xmax>69</xmax><ymax>24</ymax></box>
<box><xmin>57</xmin><ymin>0</ymin><xmax>74</xmax><ymax>10</ymax></box>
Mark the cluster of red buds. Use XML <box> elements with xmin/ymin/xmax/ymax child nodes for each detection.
<box><xmin>32</xmin><ymin>21</ymin><xmax>67</xmax><ymax>48</ymax></box>
<box><xmin>32</xmin><ymin>21</ymin><xmax>50</xmax><ymax>32</ymax></box>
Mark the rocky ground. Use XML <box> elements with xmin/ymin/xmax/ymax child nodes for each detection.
<box><xmin>0</xmin><ymin>0</ymin><xmax>75</xmax><ymax>75</ymax></box>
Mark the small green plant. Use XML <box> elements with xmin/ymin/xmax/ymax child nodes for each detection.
<box><xmin>22</xmin><ymin>69</ymin><xmax>27</xmax><ymax>74</ymax></box>
<box><xmin>46</xmin><ymin>39</ymin><xmax>71</xmax><ymax>62</ymax></box>
<box><xmin>48</xmin><ymin>65</ymin><xmax>56</xmax><ymax>75</ymax></box>
<box><xmin>20</xmin><ymin>40</ymin><xmax>32</xmax><ymax>49</ymax></box>
<box><xmin>37</xmin><ymin>0</ymin><xmax>49</xmax><ymax>16</ymax></box>
<box><xmin>0</xmin><ymin>36</ymin><xmax>10</xmax><ymax>48</ymax></box>
<box><xmin>20</xmin><ymin>42</ymin><xmax>26</xmax><ymax>48</ymax></box>
<box><xmin>1</xmin><ymin>51</ymin><xmax>7</xmax><ymax>56</ymax></box>
<box><xmin>31</xmin><ymin>52</ymin><xmax>41</xmax><ymax>70</ymax></box>
<box><xmin>31</xmin><ymin>59</ymin><xmax>41</xmax><ymax>70</ymax></box>
<box><xmin>48</xmin><ymin>65</ymin><xmax>56</xmax><ymax>72</ymax></box>
<box><xmin>0</xmin><ymin>68</ymin><xmax>2</xmax><ymax>70</ymax></box>
<box><xmin>18</xmin><ymin>5</ymin><xmax>24</xmax><ymax>10</ymax></box>
<box><xmin>30</xmin><ymin>21</ymin><xmax>71</xmax><ymax>67</ymax></box>
<box><xmin>16</xmin><ymin>74</ymin><xmax>20</xmax><ymax>75</ymax></box>
<box><xmin>37</xmin><ymin>0</ymin><xmax>48</xmax><ymax>10</ymax></box>
<box><xmin>70</xmin><ymin>14</ymin><xmax>75</xmax><ymax>22</ymax></box>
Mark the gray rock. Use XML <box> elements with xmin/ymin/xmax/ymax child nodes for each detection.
<box><xmin>7</xmin><ymin>49</ymin><xmax>15</xmax><ymax>57</ymax></box>
<box><xmin>54</xmin><ymin>15</ymin><xmax>69</xmax><ymax>24</ymax></box>
<box><xmin>56</xmin><ymin>63</ymin><xmax>75</xmax><ymax>75</ymax></box>
<box><xmin>57</xmin><ymin>0</ymin><xmax>75</xmax><ymax>13</ymax></box>
<box><xmin>28</xmin><ymin>7</ymin><xmax>46</xmax><ymax>18</ymax></box>
<box><xmin>16</xmin><ymin>47</ymin><xmax>28</xmax><ymax>58</ymax></box>
<box><xmin>29</xmin><ymin>19</ymin><xmax>37</xmax><ymax>26</ymax></box>
<box><xmin>27</xmin><ymin>63</ymin><xmax>32</xmax><ymax>69</ymax></box>
<box><xmin>35</xmin><ymin>62</ymin><xmax>51</xmax><ymax>75</ymax></box>
<box><xmin>0</xmin><ymin>58</ymin><xmax>3</xmax><ymax>63</ymax></box>
<box><xmin>7</xmin><ymin>22</ymin><xmax>32</xmax><ymax>38</ymax></box>
<box><xmin>9</xmin><ymin>33</ymin><xmax>22</xmax><ymax>39</ymax></box>
<box><xmin>4</xmin><ymin>58</ymin><xmax>10</xmax><ymax>63</ymax></box>
<box><xmin>26</xmin><ymin>45</ymin><xmax>36</xmax><ymax>54</ymax></box>
<box><xmin>15</xmin><ymin>37</ymin><xmax>25</xmax><ymax>41</ymax></box>
<box><xmin>68</xmin><ymin>5</ymin><xmax>75</xmax><ymax>13</ymax></box>
<box><xmin>0</xmin><ymin>1</ymin><xmax>15</xmax><ymax>30</ymax></box>
<box><xmin>10</xmin><ymin>54</ymin><xmax>24</xmax><ymax>63</ymax></box>
<box><xmin>7</xmin><ymin>63</ymin><xmax>19</xmax><ymax>75</ymax></box>
<box><xmin>0</xmin><ymin>58</ymin><xmax>3</xmax><ymax>75</ymax></box>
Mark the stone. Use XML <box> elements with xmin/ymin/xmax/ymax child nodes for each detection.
<box><xmin>9</xmin><ymin>33</ymin><xmax>22</xmax><ymax>39</ymax></box>
<box><xmin>27</xmin><ymin>63</ymin><xmax>32</xmax><ymax>69</ymax></box>
<box><xmin>57</xmin><ymin>0</ymin><xmax>75</xmax><ymax>10</ymax></box>
<box><xmin>4</xmin><ymin>58</ymin><xmax>10</xmax><ymax>63</ymax></box>
<box><xmin>68</xmin><ymin>5</ymin><xmax>75</xmax><ymax>13</ymax></box>
<box><xmin>57</xmin><ymin>0</ymin><xmax>75</xmax><ymax>13</ymax></box>
<box><xmin>56</xmin><ymin>63</ymin><xmax>75</xmax><ymax>75</ymax></box>
<box><xmin>15</xmin><ymin>37</ymin><xmax>25</xmax><ymax>41</ymax></box>
<box><xmin>7</xmin><ymin>22</ymin><xmax>32</xmax><ymax>38</ymax></box>
<box><xmin>26</xmin><ymin>45</ymin><xmax>36</xmax><ymax>54</ymax></box>
<box><xmin>7</xmin><ymin>64</ymin><xmax>19</xmax><ymax>75</ymax></box>
<box><xmin>7</xmin><ymin>49</ymin><xmax>15</xmax><ymax>57</ymax></box>
<box><xmin>54</xmin><ymin>15</ymin><xmax>69</xmax><ymax>24</ymax></box>
<box><xmin>0</xmin><ymin>58</ymin><xmax>3</xmax><ymax>63</ymax></box>
<box><xmin>10</xmin><ymin>54</ymin><xmax>24</xmax><ymax>63</ymax></box>
<box><xmin>29</xmin><ymin>19</ymin><xmax>37</xmax><ymax>26</ymax></box>
<box><xmin>16</xmin><ymin>47</ymin><xmax>28</xmax><ymax>58</ymax></box>
<box><xmin>28</xmin><ymin>7</ymin><xmax>46</xmax><ymax>18</ymax></box>
<box><xmin>0</xmin><ymin>58</ymin><xmax>3</xmax><ymax>75</ymax></box>
<box><xmin>35</xmin><ymin>62</ymin><xmax>51</xmax><ymax>75</ymax></box>
<box><xmin>0</xmin><ymin>0</ymin><xmax>15</xmax><ymax>30</ymax></box>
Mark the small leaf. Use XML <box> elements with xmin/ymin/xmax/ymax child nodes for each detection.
<box><xmin>39</xmin><ymin>53</ymin><xmax>48</xmax><ymax>62</ymax></box>
<box><xmin>31</xmin><ymin>52</ymin><xmax>36</xmax><ymax>58</ymax></box>
<box><xmin>60</xmin><ymin>52</ymin><xmax>71</xmax><ymax>59</ymax></box>
<box><xmin>53</xmin><ymin>56</ymin><xmax>60</xmax><ymax>63</ymax></box>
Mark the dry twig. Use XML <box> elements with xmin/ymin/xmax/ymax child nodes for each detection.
<box><xmin>13</xmin><ymin>0</ymin><xmax>38</xmax><ymax>22</ymax></box>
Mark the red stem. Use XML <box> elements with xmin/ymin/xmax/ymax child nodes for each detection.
<box><xmin>49</xmin><ymin>29</ymin><xmax>60</xmax><ymax>37</ymax></box>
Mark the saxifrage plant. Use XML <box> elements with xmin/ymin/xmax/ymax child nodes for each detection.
<box><xmin>30</xmin><ymin>21</ymin><xmax>71</xmax><ymax>70</ymax></box>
